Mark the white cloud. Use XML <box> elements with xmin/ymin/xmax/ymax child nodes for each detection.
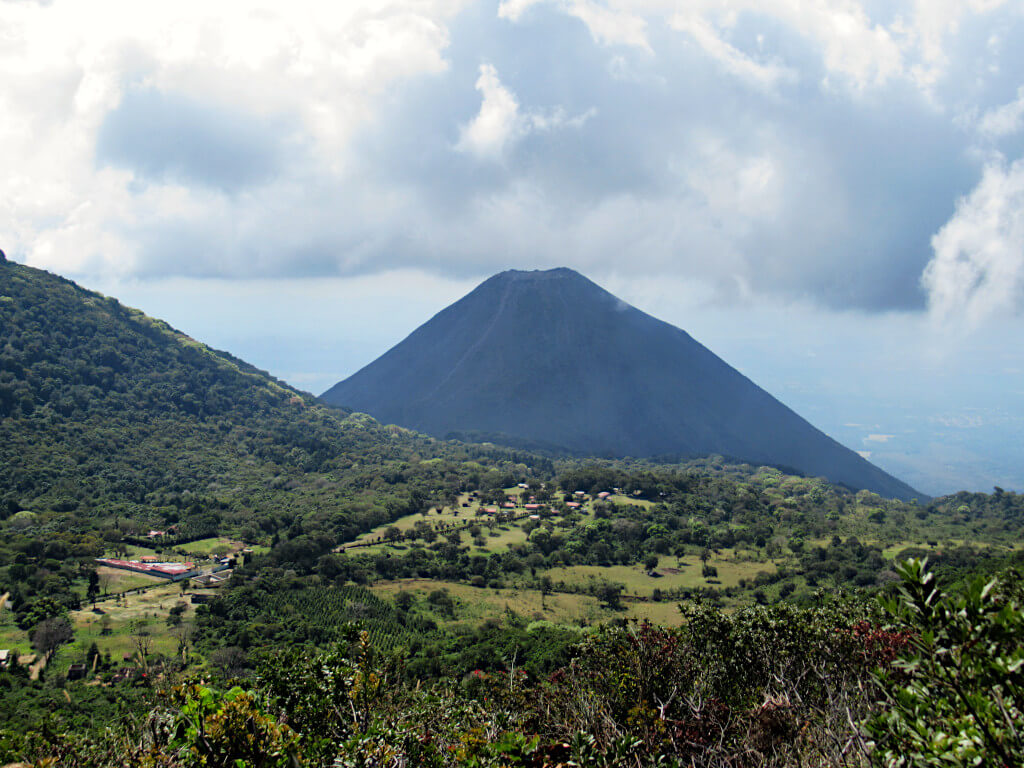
<box><xmin>669</xmin><ymin>13</ymin><xmax>794</xmax><ymax>90</ymax></box>
<box><xmin>499</xmin><ymin>0</ymin><xmax>1024</xmax><ymax>95</ymax></box>
<box><xmin>455</xmin><ymin>63</ymin><xmax>594</xmax><ymax>160</ymax></box>
<box><xmin>922</xmin><ymin>155</ymin><xmax>1024</xmax><ymax>328</ymax></box>
<box><xmin>499</xmin><ymin>0</ymin><xmax>650</xmax><ymax>49</ymax></box>
<box><xmin>0</xmin><ymin>0</ymin><xmax>464</xmax><ymax>276</ymax></box>
<box><xmin>979</xmin><ymin>86</ymin><xmax>1024</xmax><ymax>138</ymax></box>
<box><xmin>455</xmin><ymin>64</ymin><xmax>524</xmax><ymax>159</ymax></box>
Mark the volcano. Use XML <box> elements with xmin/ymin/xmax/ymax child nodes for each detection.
<box><xmin>321</xmin><ymin>268</ymin><xmax>918</xmax><ymax>499</ymax></box>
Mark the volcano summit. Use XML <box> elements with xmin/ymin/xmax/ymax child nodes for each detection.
<box><xmin>322</xmin><ymin>268</ymin><xmax>918</xmax><ymax>500</ymax></box>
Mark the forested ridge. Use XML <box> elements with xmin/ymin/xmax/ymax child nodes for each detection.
<box><xmin>0</xmin><ymin>259</ymin><xmax>548</xmax><ymax>535</ymax></box>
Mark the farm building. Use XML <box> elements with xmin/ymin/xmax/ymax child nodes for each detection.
<box><xmin>95</xmin><ymin>558</ymin><xmax>198</xmax><ymax>581</ymax></box>
<box><xmin>192</xmin><ymin>570</ymin><xmax>232</xmax><ymax>588</ymax></box>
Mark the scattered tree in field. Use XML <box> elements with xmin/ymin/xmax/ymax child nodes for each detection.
<box><xmin>32</xmin><ymin>616</ymin><xmax>73</xmax><ymax>660</ymax></box>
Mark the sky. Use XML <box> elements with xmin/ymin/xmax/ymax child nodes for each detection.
<box><xmin>2</xmin><ymin>0</ymin><xmax>1023</xmax><ymax>496</ymax></box>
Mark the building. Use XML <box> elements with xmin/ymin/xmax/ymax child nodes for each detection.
<box><xmin>95</xmin><ymin>558</ymin><xmax>198</xmax><ymax>581</ymax></box>
<box><xmin>191</xmin><ymin>570</ymin><xmax>232</xmax><ymax>588</ymax></box>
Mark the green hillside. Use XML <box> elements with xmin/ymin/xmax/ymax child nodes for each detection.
<box><xmin>0</xmin><ymin>259</ymin><xmax>547</xmax><ymax>542</ymax></box>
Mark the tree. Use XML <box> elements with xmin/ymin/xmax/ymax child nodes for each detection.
<box><xmin>130</xmin><ymin>619</ymin><xmax>153</xmax><ymax>672</ymax></box>
<box><xmin>86</xmin><ymin>569</ymin><xmax>100</xmax><ymax>603</ymax></box>
<box><xmin>596</xmin><ymin>582</ymin><xmax>623</xmax><ymax>610</ymax></box>
<box><xmin>868</xmin><ymin>559</ymin><xmax>1024</xmax><ymax>766</ymax></box>
<box><xmin>32</xmin><ymin>616</ymin><xmax>73</xmax><ymax>660</ymax></box>
<box><xmin>644</xmin><ymin>554</ymin><xmax>660</xmax><ymax>571</ymax></box>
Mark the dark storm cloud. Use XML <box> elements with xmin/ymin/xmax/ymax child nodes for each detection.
<box><xmin>96</xmin><ymin>88</ymin><xmax>296</xmax><ymax>192</ymax></box>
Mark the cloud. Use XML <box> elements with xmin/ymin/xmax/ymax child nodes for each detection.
<box><xmin>669</xmin><ymin>13</ymin><xmax>794</xmax><ymax>90</ymax></box>
<box><xmin>455</xmin><ymin>63</ymin><xmax>594</xmax><ymax>161</ymax></box>
<box><xmin>922</xmin><ymin>155</ymin><xmax>1024</xmax><ymax>328</ymax></box>
<box><xmin>455</xmin><ymin>64</ymin><xmax>523</xmax><ymax>159</ymax></box>
<box><xmin>978</xmin><ymin>86</ymin><xmax>1024</xmax><ymax>139</ymax></box>
<box><xmin>96</xmin><ymin>88</ymin><xmax>297</xmax><ymax>191</ymax></box>
<box><xmin>1</xmin><ymin>0</ymin><xmax>1023</xmax><ymax>316</ymax></box>
<box><xmin>499</xmin><ymin>0</ymin><xmax>649</xmax><ymax>50</ymax></box>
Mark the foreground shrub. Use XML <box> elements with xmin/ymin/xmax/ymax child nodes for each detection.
<box><xmin>868</xmin><ymin>559</ymin><xmax>1024</xmax><ymax>767</ymax></box>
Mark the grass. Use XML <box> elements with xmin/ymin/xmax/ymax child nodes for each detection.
<box><xmin>0</xmin><ymin>581</ymin><xmax>196</xmax><ymax>674</ymax></box>
<box><xmin>343</xmin><ymin>494</ymin><xmax>489</xmax><ymax>548</ymax></box>
<box><xmin>176</xmin><ymin>536</ymin><xmax>241</xmax><ymax>557</ymax></box>
<box><xmin>472</xmin><ymin>523</ymin><xmax>529</xmax><ymax>554</ymax></box>
<box><xmin>544</xmin><ymin>552</ymin><xmax>778</xmax><ymax>596</ymax></box>
<box><xmin>35</xmin><ymin>583</ymin><xmax>201</xmax><ymax>677</ymax></box>
<box><xmin>371</xmin><ymin>579</ymin><xmax>611</xmax><ymax>627</ymax></box>
<box><xmin>371</xmin><ymin>578</ymin><xmax>692</xmax><ymax>628</ymax></box>
<box><xmin>96</xmin><ymin>566</ymin><xmax>169</xmax><ymax>594</ymax></box>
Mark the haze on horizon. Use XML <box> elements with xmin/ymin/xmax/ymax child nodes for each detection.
<box><xmin>1</xmin><ymin>0</ymin><xmax>1023</xmax><ymax>496</ymax></box>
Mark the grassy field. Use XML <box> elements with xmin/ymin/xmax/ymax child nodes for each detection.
<box><xmin>0</xmin><ymin>580</ymin><xmax>195</xmax><ymax>674</ymax></box>
<box><xmin>176</xmin><ymin>536</ymin><xmax>242</xmax><ymax>557</ymax></box>
<box><xmin>543</xmin><ymin>551</ymin><xmax>778</xmax><ymax>596</ymax></box>
<box><xmin>341</xmin><ymin>489</ymin><xmax>603</xmax><ymax>553</ymax></box>
<box><xmin>372</xmin><ymin>579</ymin><xmax>612</xmax><ymax>626</ymax></box>
<box><xmin>343</xmin><ymin>495</ymin><xmax>488</xmax><ymax>548</ymax></box>
<box><xmin>96</xmin><ymin>566</ymin><xmax>169</xmax><ymax>594</ymax></box>
<box><xmin>371</xmin><ymin>578</ymin><xmax>692</xmax><ymax>627</ymax></box>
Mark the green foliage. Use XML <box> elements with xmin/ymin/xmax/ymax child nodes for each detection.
<box><xmin>868</xmin><ymin>559</ymin><xmax>1024</xmax><ymax>766</ymax></box>
<box><xmin>164</xmin><ymin>683</ymin><xmax>300</xmax><ymax>768</ymax></box>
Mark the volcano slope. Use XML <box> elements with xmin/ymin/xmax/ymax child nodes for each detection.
<box><xmin>322</xmin><ymin>268</ymin><xmax>919</xmax><ymax>500</ymax></box>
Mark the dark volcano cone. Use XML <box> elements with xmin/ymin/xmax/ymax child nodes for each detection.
<box><xmin>322</xmin><ymin>268</ymin><xmax>919</xmax><ymax>499</ymax></box>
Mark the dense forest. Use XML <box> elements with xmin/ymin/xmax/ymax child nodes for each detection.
<box><xmin>2</xmin><ymin>258</ymin><xmax>1023</xmax><ymax>766</ymax></box>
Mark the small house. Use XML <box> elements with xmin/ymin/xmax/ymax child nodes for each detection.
<box><xmin>67</xmin><ymin>663</ymin><xmax>87</xmax><ymax>680</ymax></box>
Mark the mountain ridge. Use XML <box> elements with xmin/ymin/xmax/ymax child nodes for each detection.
<box><xmin>322</xmin><ymin>267</ymin><xmax>921</xmax><ymax>500</ymax></box>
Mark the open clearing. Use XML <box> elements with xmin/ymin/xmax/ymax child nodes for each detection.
<box><xmin>370</xmin><ymin>578</ymin><xmax>689</xmax><ymax>627</ymax></box>
<box><xmin>544</xmin><ymin>551</ymin><xmax>779</xmax><ymax>596</ymax></box>
<box><xmin>372</xmin><ymin>579</ymin><xmax>614</xmax><ymax>627</ymax></box>
<box><xmin>96</xmin><ymin>566</ymin><xmax>168</xmax><ymax>594</ymax></box>
<box><xmin>64</xmin><ymin>582</ymin><xmax>197</xmax><ymax>670</ymax></box>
